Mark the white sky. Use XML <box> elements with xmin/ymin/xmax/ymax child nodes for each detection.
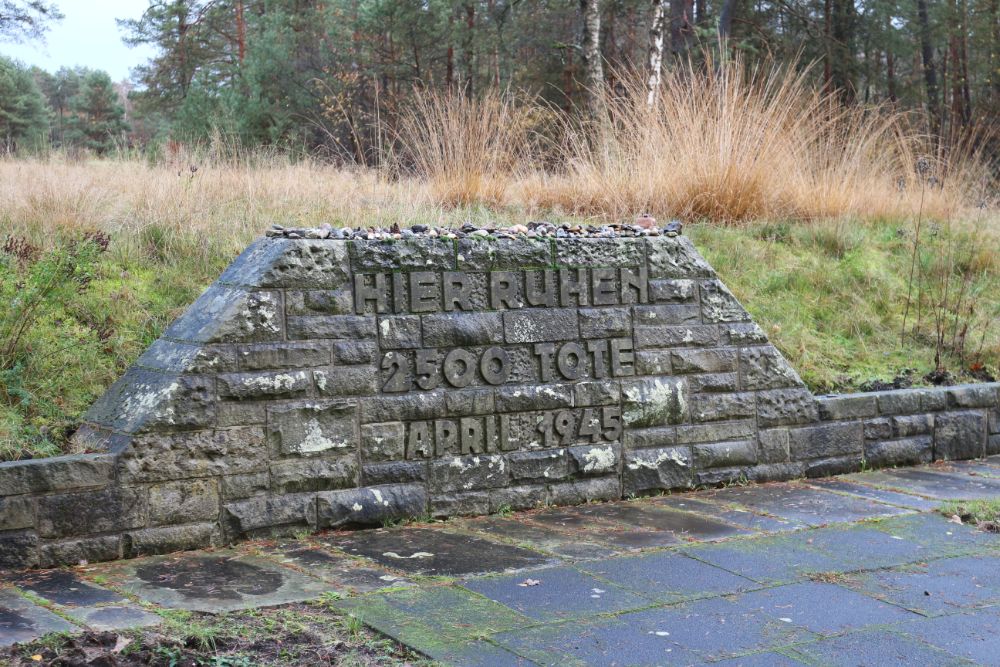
<box><xmin>1</xmin><ymin>0</ymin><xmax>156</xmax><ymax>81</ymax></box>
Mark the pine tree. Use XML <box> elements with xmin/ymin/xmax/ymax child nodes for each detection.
<box><xmin>0</xmin><ymin>55</ymin><xmax>48</xmax><ymax>151</ymax></box>
<box><xmin>65</xmin><ymin>70</ymin><xmax>128</xmax><ymax>154</ymax></box>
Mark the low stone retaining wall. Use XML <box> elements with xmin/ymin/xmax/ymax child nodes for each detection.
<box><xmin>2</xmin><ymin>232</ymin><xmax>998</xmax><ymax>569</ymax></box>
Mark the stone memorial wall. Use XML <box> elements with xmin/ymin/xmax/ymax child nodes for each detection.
<box><xmin>1</xmin><ymin>234</ymin><xmax>998</xmax><ymax>569</ymax></box>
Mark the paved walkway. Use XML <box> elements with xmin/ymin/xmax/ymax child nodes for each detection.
<box><xmin>4</xmin><ymin>460</ymin><xmax>1000</xmax><ymax>665</ymax></box>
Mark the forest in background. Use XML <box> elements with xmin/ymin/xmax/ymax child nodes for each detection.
<box><xmin>1</xmin><ymin>0</ymin><xmax>998</xmax><ymax>160</ymax></box>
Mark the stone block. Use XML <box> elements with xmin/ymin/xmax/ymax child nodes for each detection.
<box><xmin>269</xmin><ymin>456</ymin><xmax>358</xmax><ymax>494</ymax></box>
<box><xmin>633</xmin><ymin>304</ymin><xmax>701</xmax><ymax>326</ymax></box>
<box><xmin>693</xmin><ymin>440</ymin><xmax>757</xmax><ymax>469</ymax></box>
<box><xmin>496</xmin><ymin>384</ymin><xmax>573</xmax><ymax>412</ymax></box>
<box><xmin>122</xmin><ymin>427</ymin><xmax>267</xmax><ymax>483</ymax></box>
<box><xmin>804</xmin><ymin>455</ymin><xmax>863</xmax><ymax>478</ymax></box>
<box><xmin>216</xmin><ymin>401</ymin><xmax>267</xmax><ymax>427</ymax></box>
<box><xmin>989</xmin><ymin>408</ymin><xmax>1000</xmax><ymax>434</ymax></box>
<box><xmin>84</xmin><ymin>369</ymin><xmax>215</xmax><ymax>434</ymax></box>
<box><xmin>268</xmin><ymin>400</ymin><xmax>357</xmax><ymax>457</ymax></box>
<box><xmin>237</xmin><ymin>341</ymin><xmax>331</xmax><ymax>371</ymax></box>
<box><xmin>817</xmin><ymin>394</ymin><xmax>879</xmax><ymax>421</ymax></box>
<box><xmin>314</xmin><ymin>366</ymin><xmax>379</xmax><ymax>397</ymax></box>
<box><xmin>947</xmin><ymin>384</ymin><xmax>999</xmax><ymax>409</ymax></box>
<box><xmin>163</xmin><ymin>286</ymin><xmax>284</xmax><ymax>343</ymax></box>
<box><xmin>622</xmin><ymin>446</ymin><xmax>693</xmax><ymax>495</ymax></box>
<box><xmin>217</xmin><ymin>369</ymin><xmax>311</xmax><ymax>400</ymax></box>
<box><xmin>377</xmin><ymin>315</ymin><xmax>423</xmax><ymax>349</ymax></box>
<box><xmin>700</xmin><ymin>280</ymin><xmax>749</xmax><ymax>322</ymax></box>
<box><xmin>348</xmin><ymin>238</ymin><xmax>456</xmax><ymax>272</ymax></box>
<box><xmin>876</xmin><ymin>389</ymin><xmax>922</xmax><ymax>415</ymax></box>
<box><xmin>508</xmin><ymin>449</ymin><xmax>573</xmax><ymax>482</ymax></box>
<box><xmin>360</xmin><ymin>391</ymin><xmax>446</xmax><ymax>423</ymax></box>
<box><xmin>696</xmin><ymin>467</ymin><xmax>750</xmax><ymax>487</ymax></box>
<box><xmin>0</xmin><ymin>453</ymin><xmax>115</xmax><ymax>496</ymax></box>
<box><xmin>568</xmin><ymin>443</ymin><xmax>621</xmax><ymax>476</ymax></box>
<box><xmin>149</xmin><ymin>478</ymin><xmax>220</xmax><ymax>526</ymax></box>
<box><xmin>934</xmin><ymin>410</ymin><xmax>987</xmax><ymax>460</ymax></box>
<box><xmin>918</xmin><ymin>389</ymin><xmax>949</xmax><ymax>412</ymax></box>
<box><xmin>221</xmin><ymin>472</ymin><xmax>270</xmax><ymax>500</ymax></box>
<box><xmin>725</xmin><ymin>323</ymin><xmax>768</xmax><ymax>345</ymax></box>
<box><xmin>218</xmin><ymin>238</ymin><xmax>350</xmax><ymax>288</ymax></box>
<box><xmin>646</xmin><ymin>237</ymin><xmax>714</xmax><ymax>279</ymax></box>
<box><xmin>574</xmin><ymin>380</ymin><xmax>620</xmax><ymax>406</ymax></box>
<box><xmin>422</xmin><ymin>312</ymin><xmax>504</xmax><ymax>347</ymax></box>
<box><xmin>555</xmin><ymin>237</ymin><xmax>645</xmax><ymax>267</ymax></box>
<box><xmin>893</xmin><ymin>414</ymin><xmax>934</xmax><ymax>437</ymax></box>
<box><xmin>490</xmin><ymin>485</ymin><xmax>548</xmax><ymax>513</ymax></box>
<box><xmin>0</xmin><ymin>530</ymin><xmax>38</xmax><ymax>569</ymax></box>
<box><xmin>740</xmin><ymin>346</ymin><xmax>803</xmax><ymax>390</ymax></box>
<box><xmin>0</xmin><ymin>496</ymin><xmax>34</xmax><ymax>531</ymax></box>
<box><xmin>548</xmin><ymin>476</ymin><xmax>621</xmax><ymax>505</ymax></box>
<box><xmin>285</xmin><ymin>287</ymin><xmax>354</xmax><ymax>315</ymax></box>
<box><xmin>649</xmin><ymin>279</ymin><xmax>697</xmax><ymax>303</ymax></box>
<box><xmin>621</xmin><ymin>377</ymin><xmax>688</xmax><ymax>428</ymax></box>
<box><xmin>40</xmin><ymin>536</ymin><xmax>122</xmax><ymax>567</ymax></box>
<box><xmin>756</xmin><ymin>388</ymin><xmax>818</xmax><ymax>427</ymax></box>
<box><xmin>635</xmin><ymin>350</ymin><xmax>672</xmax><ymax>376</ymax></box>
<box><xmin>333</xmin><ymin>341</ymin><xmax>378</xmax><ymax>365</ymax></box>
<box><xmin>677</xmin><ymin>420</ymin><xmax>755</xmax><ymax>445</ymax></box>
<box><xmin>863</xmin><ymin>418</ymin><xmax>893</xmax><ymax>441</ymax></box>
<box><xmin>749</xmin><ymin>462</ymin><xmax>805</xmax><ymax>484</ymax></box>
<box><xmin>125</xmin><ymin>523</ymin><xmax>218</xmax><ymax>558</ymax></box>
<box><xmin>224</xmin><ymin>493</ymin><xmax>317</xmax><ymax>537</ymax></box>
<box><xmin>688</xmin><ymin>372</ymin><xmax>739</xmax><ymax>393</ymax></box>
<box><xmin>579</xmin><ymin>308</ymin><xmax>632</xmax><ymax>338</ymax></box>
<box><xmin>865</xmin><ymin>436</ymin><xmax>933</xmax><ymax>468</ymax></box>
<box><xmin>690</xmin><ymin>392</ymin><xmax>755</xmax><ymax>423</ymax></box>
<box><xmin>287</xmin><ymin>315</ymin><xmax>376</xmax><ymax>340</ymax></box>
<box><xmin>36</xmin><ymin>487</ymin><xmax>147</xmax><ymax>539</ymax></box>
<box><xmin>989</xmin><ymin>435</ymin><xmax>1000</xmax><ymax>456</ymax></box>
<box><xmin>361</xmin><ymin>422</ymin><xmax>406</xmax><ymax>462</ymax></box>
<box><xmin>623</xmin><ymin>427</ymin><xmax>676</xmax><ymax>450</ymax></box>
<box><xmin>758</xmin><ymin>428</ymin><xmax>790</xmax><ymax>463</ymax></box>
<box><xmin>503</xmin><ymin>309</ymin><xmax>578</xmax><ymax>343</ymax></box>
<box><xmin>445</xmin><ymin>388</ymin><xmax>496</xmax><ymax>416</ymax></box>
<box><xmin>362</xmin><ymin>461</ymin><xmax>429</xmax><ymax>486</ymax></box>
<box><xmin>431</xmin><ymin>491</ymin><xmax>491</xmax><ymax>517</ymax></box>
<box><xmin>634</xmin><ymin>324</ymin><xmax>719</xmax><ymax>350</ymax></box>
<box><xmin>457</xmin><ymin>236</ymin><xmax>552</xmax><ymax>270</ymax></box>
<box><xmin>316</xmin><ymin>484</ymin><xmax>427</xmax><ymax>529</ymax></box>
<box><xmin>788</xmin><ymin>422</ymin><xmax>864</xmax><ymax>461</ymax></box>
<box><xmin>136</xmin><ymin>339</ymin><xmax>238</xmax><ymax>374</ymax></box>
<box><xmin>429</xmin><ymin>454</ymin><xmax>509</xmax><ymax>493</ymax></box>
<box><xmin>670</xmin><ymin>349</ymin><xmax>737</xmax><ymax>374</ymax></box>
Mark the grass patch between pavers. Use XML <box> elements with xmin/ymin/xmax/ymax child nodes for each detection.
<box><xmin>939</xmin><ymin>498</ymin><xmax>1000</xmax><ymax>530</ymax></box>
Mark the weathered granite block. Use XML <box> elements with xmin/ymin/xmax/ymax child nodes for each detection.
<box><xmin>646</xmin><ymin>237</ymin><xmax>714</xmax><ymax>278</ymax></box>
<box><xmin>758</xmin><ymin>428</ymin><xmax>791</xmax><ymax>463</ymax></box>
<box><xmin>934</xmin><ymin>410</ymin><xmax>987</xmax><ymax>460</ymax></box>
<box><xmin>503</xmin><ymin>309</ymin><xmax>579</xmax><ymax>343</ymax></box>
<box><xmin>40</xmin><ymin>536</ymin><xmax>122</xmax><ymax>567</ymax></box>
<box><xmin>548</xmin><ymin>476</ymin><xmax>621</xmax><ymax>505</ymax></box>
<box><xmin>268</xmin><ymin>401</ymin><xmax>358</xmax><ymax>457</ymax></box>
<box><xmin>574</xmin><ymin>380</ymin><xmax>621</xmax><ymax>406</ymax></box>
<box><xmin>270</xmin><ymin>456</ymin><xmax>358</xmax><ymax>494</ymax></box>
<box><xmin>224</xmin><ymin>493</ymin><xmax>317</xmax><ymax>536</ymax></box>
<box><xmin>314</xmin><ymin>367</ymin><xmax>379</xmax><ymax>396</ymax></box>
<box><xmin>622</xmin><ymin>446</ymin><xmax>692</xmax><ymax>494</ymax></box>
<box><xmin>817</xmin><ymin>394</ymin><xmax>879</xmax><ymax>421</ymax></box>
<box><xmin>0</xmin><ymin>454</ymin><xmax>115</xmax><ymax>496</ymax></box>
<box><xmin>947</xmin><ymin>384</ymin><xmax>999</xmax><ymax>408</ymax></box>
<box><xmin>217</xmin><ymin>370</ymin><xmax>311</xmax><ymax>400</ymax></box>
<box><xmin>445</xmin><ymin>388</ymin><xmax>496</xmax><ymax>416</ymax></box>
<box><xmin>509</xmin><ymin>449</ymin><xmax>574</xmax><ymax>482</ymax></box>
<box><xmin>430</xmin><ymin>454</ymin><xmax>509</xmax><ymax>493</ymax></box>
<box><xmin>788</xmin><ymin>422</ymin><xmax>864</xmax><ymax>461</ymax></box>
<box><xmin>163</xmin><ymin>286</ymin><xmax>284</xmax><ymax>344</ymax></box>
<box><xmin>621</xmin><ymin>377</ymin><xmax>688</xmax><ymax>427</ymax></box>
<box><xmin>757</xmin><ymin>388</ymin><xmax>818</xmax><ymax>427</ymax></box>
<box><xmin>362</xmin><ymin>461</ymin><xmax>429</xmax><ymax>486</ymax></box>
<box><xmin>496</xmin><ymin>384</ymin><xmax>574</xmax><ymax>412</ymax></box>
<box><xmin>361</xmin><ymin>422</ymin><xmax>406</xmax><ymax>462</ymax></box>
<box><xmin>569</xmin><ymin>443</ymin><xmax>621</xmax><ymax>476</ymax></box>
<box><xmin>690</xmin><ymin>392</ymin><xmax>755</xmax><ymax>423</ymax></box>
<box><xmin>377</xmin><ymin>315</ymin><xmax>423</xmax><ymax>348</ymax></box>
<box><xmin>333</xmin><ymin>341</ymin><xmax>378</xmax><ymax>365</ymax></box>
<box><xmin>0</xmin><ymin>496</ymin><xmax>34</xmax><ymax>532</ymax></box>
<box><xmin>740</xmin><ymin>347</ymin><xmax>803</xmax><ymax>390</ymax></box>
<box><xmin>677</xmin><ymin>420</ymin><xmax>754</xmax><ymax>445</ymax></box>
<box><xmin>693</xmin><ymin>440</ymin><xmax>757</xmax><ymax>468</ymax></box>
<box><xmin>670</xmin><ymin>349</ymin><xmax>737</xmax><ymax>374</ymax></box>
<box><xmin>635</xmin><ymin>350</ymin><xmax>672</xmax><ymax>376</ymax></box>
<box><xmin>0</xmin><ymin>530</ymin><xmax>39</xmax><ymax>569</ymax></box>
<box><xmin>457</xmin><ymin>236</ymin><xmax>551</xmax><ymax>270</ymax></box>
<box><xmin>287</xmin><ymin>315</ymin><xmax>376</xmax><ymax>340</ymax></box>
<box><xmin>83</xmin><ymin>369</ymin><xmax>215</xmax><ymax>434</ymax></box>
<box><xmin>122</xmin><ymin>427</ymin><xmax>267</xmax><ymax>483</ymax></box>
<box><xmin>218</xmin><ymin>238</ymin><xmax>350</xmax><ymax>288</ymax></box>
<box><xmin>125</xmin><ymin>523</ymin><xmax>218</xmax><ymax>557</ymax></box>
<box><xmin>634</xmin><ymin>325</ymin><xmax>720</xmax><ymax>349</ymax></box>
<box><xmin>804</xmin><ymin>455</ymin><xmax>863</xmax><ymax>478</ymax></box>
<box><xmin>348</xmin><ymin>238</ymin><xmax>456</xmax><ymax>272</ymax></box>
<box><xmin>555</xmin><ymin>237</ymin><xmax>645</xmax><ymax>267</ymax></box>
<box><xmin>490</xmin><ymin>485</ymin><xmax>548</xmax><ymax>512</ymax></box>
<box><xmin>285</xmin><ymin>287</ymin><xmax>354</xmax><ymax>316</ymax></box>
<box><xmin>865</xmin><ymin>436</ymin><xmax>933</xmax><ymax>468</ymax></box>
<box><xmin>649</xmin><ymin>279</ymin><xmax>697</xmax><ymax>303</ymax></box>
<box><xmin>237</xmin><ymin>341</ymin><xmax>331</xmax><ymax>371</ymax></box>
<box><xmin>360</xmin><ymin>391</ymin><xmax>446</xmax><ymax>423</ymax></box>
<box><xmin>422</xmin><ymin>312</ymin><xmax>504</xmax><ymax>347</ymax></box>
<box><xmin>149</xmin><ymin>478</ymin><xmax>220</xmax><ymax>526</ymax></box>
<box><xmin>221</xmin><ymin>472</ymin><xmax>270</xmax><ymax>500</ymax></box>
<box><xmin>36</xmin><ymin>487</ymin><xmax>147</xmax><ymax>539</ymax></box>
<box><xmin>579</xmin><ymin>308</ymin><xmax>632</xmax><ymax>338</ymax></box>
<box><xmin>137</xmin><ymin>339</ymin><xmax>239</xmax><ymax>374</ymax></box>
<box><xmin>700</xmin><ymin>280</ymin><xmax>749</xmax><ymax>323</ymax></box>
<box><xmin>634</xmin><ymin>304</ymin><xmax>701</xmax><ymax>326</ymax></box>
<box><xmin>689</xmin><ymin>373</ymin><xmax>739</xmax><ymax>393</ymax></box>
<box><xmin>726</xmin><ymin>323</ymin><xmax>768</xmax><ymax>345</ymax></box>
<box><xmin>623</xmin><ymin>427</ymin><xmax>676</xmax><ymax>450</ymax></box>
<box><xmin>316</xmin><ymin>484</ymin><xmax>427</xmax><ymax>528</ymax></box>
<box><xmin>876</xmin><ymin>389</ymin><xmax>922</xmax><ymax>415</ymax></box>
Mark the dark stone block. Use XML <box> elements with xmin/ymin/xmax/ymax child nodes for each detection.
<box><xmin>125</xmin><ymin>523</ymin><xmax>217</xmax><ymax>557</ymax></box>
<box><xmin>789</xmin><ymin>422</ymin><xmax>863</xmax><ymax>460</ymax></box>
<box><xmin>224</xmin><ymin>493</ymin><xmax>318</xmax><ymax>536</ymax></box>
<box><xmin>690</xmin><ymin>392</ymin><xmax>755</xmax><ymax>423</ymax></box>
<box><xmin>84</xmin><ymin>369</ymin><xmax>215</xmax><ymax>433</ymax></box>
<box><xmin>314</xmin><ymin>366</ymin><xmax>379</xmax><ymax>397</ymax></box>
<box><xmin>0</xmin><ymin>454</ymin><xmax>114</xmax><ymax>496</ymax></box>
<box><xmin>749</xmin><ymin>462</ymin><xmax>805</xmax><ymax>483</ymax></box>
<box><xmin>918</xmin><ymin>388</ymin><xmax>949</xmax><ymax>412</ymax></box>
<box><xmin>947</xmin><ymin>384</ymin><xmax>999</xmax><ymax>408</ymax></box>
<box><xmin>700</xmin><ymin>280</ymin><xmax>750</xmax><ymax>323</ymax></box>
<box><xmin>457</xmin><ymin>236</ymin><xmax>552</xmax><ymax>270</ymax></box>
<box><xmin>362</xmin><ymin>461</ymin><xmax>428</xmax><ymax>486</ymax></box>
<box><xmin>863</xmin><ymin>417</ymin><xmax>893</xmax><ymax>440</ymax></box>
<box><xmin>756</xmin><ymin>388</ymin><xmax>818</xmax><ymax>427</ymax></box>
<box><xmin>359</xmin><ymin>391</ymin><xmax>446</xmax><ymax>423</ymax></box>
<box><xmin>649</xmin><ymin>279</ymin><xmax>697</xmax><ymax>303</ymax></box>
<box><xmin>725</xmin><ymin>323</ymin><xmax>768</xmax><ymax>345</ymax></box>
<box><xmin>568</xmin><ymin>442</ymin><xmax>621</xmax><ymax>476</ymax></box>
<box><xmin>934</xmin><ymin>410</ymin><xmax>987</xmax><ymax>460</ymax></box>
<box><xmin>893</xmin><ymin>413</ymin><xmax>934</xmax><ymax>437</ymax></box>
<box><xmin>817</xmin><ymin>394</ymin><xmax>879</xmax><ymax>420</ymax></box>
<box><xmin>348</xmin><ymin>238</ymin><xmax>456</xmax><ymax>272</ymax></box>
<box><xmin>445</xmin><ymin>388</ymin><xmax>496</xmax><ymax>416</ymax></box>
<box><xmin>804</xmin><ymin>454</ymin><xmax>863</xmax><ymax>477</ymax></box>
<box><xmin>876</xmin><ymin>389</ymin><xmax>922</xmax><ymax>415</ymax></box>
<box><xmin>623</xmin><ymin>446</ymin><xmax>693</xmax><ymax>494</ymax></box>
<box><xmin>361</xmin><ymin>422</ymin><xmax>405</xmax><ymax>462</ymax></box>
<box><xmin>621</xmin><ymin>377</ymin><xmax>688</xmax><ymax>427</ymax></box>
<box><xmin>0</xmin><ymin>530</ymin><xmax>39</xmax><ymax>569</ymax></box>
<box><xmin>316</xmin><ymin>484</ymin><xmax>427</xmax><ymax>528</ymax></box>
<box><xmin>495</xmin><ymin>384</ymin><xmax>573</xmax><ymax>412</ymax></box>
<box><xmin>578</xmin><ymin>307</ymin><xmax>632</xmax><ymax>338</ymax></box>
<box><xmin>216</xmin><ymin>401</ymin><xmax>266</xmax><ymax>427</ymax></box>
<box><xmin>696</xmin><ymin>466</ymin><xmax>750</xmax><ymax>486</ymax></box>
<box><xmin>508</xmin><ymin>449</ymin><xmax>573</xmax><ymax>482</ymax></box>
<box><xmin>149</xmin><ymin>478</ymin><xmax>220</xmax><ymax>526</ymax></box>
<box><xmin>573</xmin><ymin>380</ymin><xmax>620</xmax><ymax>406</ymax></box>
<box><xmin>36</xmin><ymin>487</ymin><xmax>147</xmax><ymax>539</ymax></box>
<box><xmin>503</xmin><ymin>309</ymin><xmax>578</xmax><ymax>343</ymax></box>
<box><xmin>269</xmin><ymin>456</ymin><xmax>358</xmax><ymax>494</ymax></box>
<box><xmin>555</xmin><ymin>237</ymin><xmax>645</xmax><ymax>267</ymax></box>
<box><xmin>164</xmin><ymin>286</ymin><xmax>284</xmax><ymax>344</ymax></box>
<box><xmin>693</xmin><ymin>440</ymin><xmax>757</xmax><ymax>468</ymax></box>
<box><xmin>635</xmin><ymin>350</ymin><xmax>672</xmax><ymax>375</ymax></box>
<box><xmin>287</xmin><ymin>315</ymin><xmax>376</xmax><ymax>340</ymax></box>
<box><xmin>757</xmin><ymin>428</ymin><xmax>790</xmax><ymax>463</ymax></box>
<box><xmin>332</xmin><ymin>341</ymin><xmax>378</xmax><ymax>365</ymax></box>
<box><xmin>377</xmin><ymin>315</ymin><xmax>422</xmax><ymax>349</ymax></box>
<box><xmin>422</xmin><ymin>312</ymin><xmax>503</xmax><ymax>347</ymax></box>
<box><xmin>548</xmin><ymin>476</ymin><xmax>621</xmax><ymax>505</ymax></box>
<box><xmin>489</xmin><ymin>485</ymin><xmax>548</xmax><ymax>512</ymax></box>
<box><xmin>0</xmin><ymin>496</ymin><xmax>33</xmax><ymax>532</ymax></box>
<box><xmin>865</xmin><ymin>436</ymin><xmax>933</xmax><ymax>468</ymax></box>
<box><xmin>217</xmin><ymin>369</ymin><xmax>311</xmax><ymax>399</ymax></box>
<box><xmin>431</xmin><ymin>490</ymin><xmax>491</xmax><ymax>517</ymax></box>
<box><xmin>677</xmin><ymin>420</ymin><xmax>754</xmax><ymax>445</ymax></box>
<box><xmin>285</xmin><ymin>287</ymin><xmax>354</xmax><ymax>315</ymax></box>
<box><xmin>670</xmin><ymin>348</ymin><xmax>737</xmax><ymax>374</ymax></box>
<box><xmin>623</xmin><ymin>426</ymin><xmax>676</xmax><ymax>450</ymax></box>
<box><xmin>633</xmin><ymin>304</ymin><xmax>701</xmax><ymax>325</ymax></box>
<box><xmin>221</xmin><ymin>472</ymin><xmax>270</xmax><ymax>500</ymax></box>
<box><xmin>122</xmin><ymin>427</ymin><xmax>267</xmax><ymax>483</ymax></box>
<box><xmin>688</xmin><ymin>372</ymin><xmax>739</xmax><ymax>393</ymax></box>
<box><xmin>218</xmin><ymin>238</ymin><xmax>350</xmax><ymax>288</ymax></box>
<box><xmin>430</xmin><ymin>454</ymin><xmax>509</xmax><ymax>492</ymax></box>
<box><xmin>38</xmin><ymin>535</ymin><xmax>122</xmax><ymax>567</ymax></box>
<box><xmin>634</xmin><ymin>324</ymin><xmax>720</xmax><ymax>349</ymax></box>
<box><xmin>646</xmin><ymin>237</ymin><xmax>714</xmax><ymax>278</ymax></box>
<box><xmin>740</xmin><ymin>346</ymin><xmax>803</xmax><ymax>390</ymax></box>
<box><xmin>136</xmin><ymin>339</ymin><xmax>239</xmax><ymax>374</ymax></box>
<box><xmin>237</xmin><ymin>341</ymin><xmax>331</xmax><ymax>370</ymax></box>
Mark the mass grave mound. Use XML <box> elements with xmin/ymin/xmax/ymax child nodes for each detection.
<box><xmin>1</xmin><ymin>228</ymin><xmax>997</xmax><ymax>568</ymax></box>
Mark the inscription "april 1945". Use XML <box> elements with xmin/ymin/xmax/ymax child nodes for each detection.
<box><xmin>355</xmin><ymin>267</ymin><xmax>649</xmax><ymax>315</ymax></box>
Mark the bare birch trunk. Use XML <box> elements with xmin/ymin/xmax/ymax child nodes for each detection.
<box><xmin>579</xmin><ymin>0</ymin><xmax>606</xmax><ymax>122</ymax></box>
<box><xmin>646</xmin><ymin>0</ymin><xmax>668</xmax><ymax>106</ymax></box>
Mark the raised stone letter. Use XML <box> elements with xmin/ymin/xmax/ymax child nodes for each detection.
<box><xmin>621</xmin><ymin>266</ymin><xmax>648</xmax><ymax>304</ymax></box>
<box><xmin>443</xmin><ymin>348</ymin><xmax>477</xmax><ymax>388</ymax></box>
<box><xmin>610</xmin><ymin>338</ymin><xmax>635</xmax><ymax>376</ymax></box>
<box><xmin>392</xmin><ymin>272</ymin><xmax>408</xmax><ymax>313</ymax></box>
<box><xmin>560</xmin><ymin>268</ymin><xmax>589</xmax><ymax>307</ymax></box>
<box><xmin>355</xmin><ymin>273</ymin><xmax>387</xmax><ymax>313</ymax></box>
<box><xmin>591</xmin><ymin>268</ymin><xmax>617</xmax><ymax>306</ymax></box>
<box><xmin>480</xmin><ymin>347</ymin><xmax>511</xmax><ymax>385</ymax></box>
<box><xmin>410</xmin><ymin>272</ymin><xmax>439</xmax><ymax>313</ymax></box>
<box><xmin>525</xmin><ymin>270</ymin><xmax>557</xmax><ymax>307</ymax></box>
<box><xmin>381</xmin><ymin>351</ymin><xmax>409</xmax><ymax>392</ymax></box>
<box><xmin>435</xmin><ymin>419</ymin><xmax>458</xmax><ymax>456</ymax></box>
<box><xmin>499</xmin><ymin>414</ymin><xmax>516</xmax><ymax>451</ymax></box>
<box><xmin>443</xmin><ymin>272</ymin><xmax>473</xmax><ymax>311</ymax></box>
<box><xmin>534</xmin><ymin>343</ymin><xmax>556</xmax><ymax>382</ymax></box>
<box><xmin>406</xmin><ymin>421</ymin><xmax>433</xmax><ymax>459</ymax></box>
<box><xmin>557</xmin><ymin>342</ymin><xmax>586</xmax><ymax>380</ymax></box>
<box><xmin>587</xmin><ymin>339</ymin><xmax>609</xmax><ymax>379</ymax></box>
<box><xmin>490</xmin><ymin>271</ymin><xmax>521</xmax><ymax>309</ymax></box>
<box><xmin>460</xmin><ymin>417</ymin><xmax>485</xmax><ymax>454</ymax></box>
<box><xmin>415</xmin><ymin>349</ymin><xmax>440</xmax><ymax>390</ymax></box>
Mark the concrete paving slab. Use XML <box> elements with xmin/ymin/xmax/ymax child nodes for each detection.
<box><xmin>710</xmin><ymin>651</ymin><xmax>808</xmax><ymax>666</ymax></box>
<box><xmin>523</xmin><ymin>508</ymin><xmax>608</xmax><ymax>530</ymax></box>
<box><xmin>491</xmin><ymin>616</ymin><xmax>703</xmax><ymax>667</ymax></box>
<box><xmin>431</xmin><ymin>639</ymin><xmax>539</xmax><ymax>666</ymax></box>
<box><xmin>263</xmin><ymin>544</ymin><xmax>412</xmax><ymax>593</ymax></box>
<box><xmin>95</xmin><ymin>552</ymin><xmax>331</xmax><ymax>613</ymax></box>
<box><xmin>461</xmin><ymin>566</ymin><xmax>651</xmax><ymax>621</ymax></box>
<box><xmin>336</xmin><ymin>585</ymin><xmax>532</xmax><ymax>652</ymax></box>
<box><xmin>576</xmin><ymin>550</ymin><xmax>759</xmax><ymax>603</ymax></box>
<box><xmin>872</xmin><ymin>513</ymin><xmax>1000</xmax><ymax>555</ymax></box>
<box><xmin>791</xmin><ymin>629</ymin><xmax>973</xmax><ymax>666</ymax></box>
<box><xmin>326</xmin><ymin>527</ymin><xmax>552</xmax><ymax>577</ymax></box>
<box><xmin>454</xmin><ymin>516</ymin><xmax>617</xmax><ymax>560</ymax></box>
<box><xmin>585</xmin><ymin>528</ymin><xmax>682</xmax><ymax>550</ymax></box>
<box><xmin>0</xmin><ymin>588</ymin><xmax>76</xmax><ymax>647</ymax></box>
<box><xmin>896</xmin><ymin>607</ymin><xmax>1000</xmax><ymax>664</ymax></box>
<box><xmin>842</xmin><ymin>555</ymin><xmax>1000</xmax><ymax>615</ymax></box>
<box><xmin>578</xmin><ymin>503</ymin><xmax>751</xmax><ymax>541</ymax></box>
<box><xmin>66</xmin><ymin>605</ymin><xmax>162</xmax><ymax>632</ymax></box>
<box><xmin>736</xmin><ymin>581</ymin><xmax>920</xmax><ymax>635</ymax></box>
<box><xmin>704</xmin><ymin>483</ymin><xmax>911</xmax><ymax>526</ymax></box>
<box><xmin>651</xmin><ymin>495</ymin><xmax>806</xmax><ymax>532</ymax></box>
<box><xmin>846</xmin><ymin>468</ymin><xmax>1000</xmax><ymax>500</ymax></box>
<box><xmin>680</xmin><ymin>534</ymin><xmax>853</xmax><ymax>585</ymax></box>
<box><xmin>806</xmin><ymin>478</ymin><xmax>940</xmax><ymax>511</ymax></box>
<box><xmin>937</xmin><ymin>460</ymin><xmax>1000</xmax><ymax>478</ymax></box>
<box><xmin>787</xmin><ymin>523</ymin><xmax>937</xmax><ymax>570</ymax></box>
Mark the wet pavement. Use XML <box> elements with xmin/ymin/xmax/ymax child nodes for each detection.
<box><xmin>2</xmin><ymin>459</ymin><xmax>1000</xmax><ymax>665</ymax></box>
